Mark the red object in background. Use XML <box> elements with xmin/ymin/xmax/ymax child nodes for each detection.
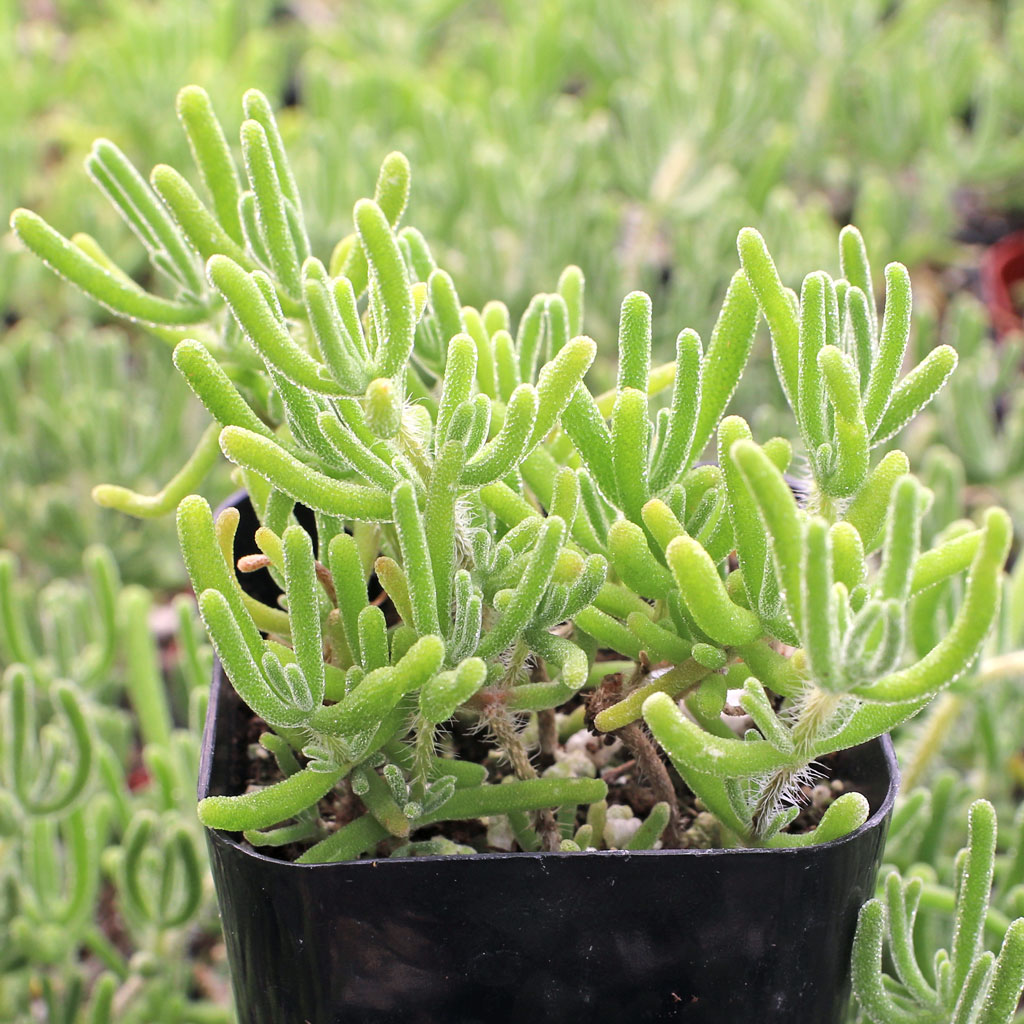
<box><xmin>981</xmin><ymin>230</ymin><xmax>1024</xmax><ymax>338</ymax></box>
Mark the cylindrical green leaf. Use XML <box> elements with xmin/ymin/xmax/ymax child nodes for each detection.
<box><xmin>611</xmin><ymin>387</ymin><xmax>651</xmax><ymax>524</ymax></box>
<box><xmin>419</xmin><ymin>658</ymin><xmax>487</xmax><ymax>724</ymax></box>
<box><xmin>863</xmin><ymin>263</ymin><xmax>913</xmax><ymax>435</ymax></box>
<box><xmin>738</xmin><ymin>228</ymin><xmax>799</xmax><ymax>408</ymax></box>
<box><xmin>798</xmin><ymin>272</ymin><xmax>829</xmax><ymax>451</ymax></box>
<box><xmin>356</xmin><ymin>199</ymin><xmax>415</xmax><ymax>378</ymax></box>
<box><xmin>93</xmin><ymin>421</ymin><xmax>222</xmax><ymax>519</ymax></box>
<box><xmin>872</xmin><ymin>345</ymin><xmax>958</xmax><ymax>445</ymax></box>
<box><xmin>650</xmin><ymin>328</ymin><xmax>702</xmax><ymax>491</ymax></box>
<box><xmin>391</xmin><ymin>480</ymin><xmax>440</xmax><ymax>636</ymax></box>
<box><xmin>199</xmin><ymin>763</ymin><xmax>344</xmax><ymax>831</ymax></box>
<box><xmin>528</xmin><ymin>336</ymin><xmax>597</xmax><ymax>450</ymax></box>
<box><xmin>283</xmin><ymin>525</ymin><xmax>326</xmax><ymax>708</ymax></box>
<box><xmin>731</xmin><ymin>440</ymin><xmax>805</xmax><ymax>632</ymax></box>
<box><xmin>176</xmin><ymin>85</ymin><xmax>244</xmax><ymax>243</ymax></box>
<box><xmin>643</xmin><ymin>692</ymin><xmax>791</xmax><ymax>779</ymax></box>
<box><xmin>11</xmin><ymin>209</ymin><xmax>206</xmax><ymax>325</ymax></box>
<box><xmin>240</xmin><ymin>119</ymin><xmax>301</xmax><ymax>296</ymax></box>
<box><xmin>666</xmin><ymin>534</ymin><xmax>761</xmax><ymax>646</ymax></box>
<box><xmin>856</xmin><ymin>508</ymin><xmax>1009</xmax><ymax>702</ymax></box>
<box><xmin>617</xmin><ymin>291</ymin><xmax>652</xmax><ymax>393</ymax></box>
<box><xmin>207</xmin><ymin>255</ymin><xmax>341</xmax><ymax>394</ymax></box>
<box><xmin>150</xmin><ymin>163</ymin><xmax>251</xmax><ymax>267</ymax></box>
<box><xmin>172</xmin><ymin>339</ymin><xmax>274</xmax><ymax>437</ymax></box>
<box><xmin>843</xmin><ymin>450</ymin><xmax>910</xmax><ymax>553</ymax></box>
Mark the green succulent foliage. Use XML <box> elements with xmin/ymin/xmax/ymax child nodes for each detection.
<box><xmin>2</xmin><ymin>0</ymin><xmax>298</xmax><ymax>322</ymax></box>
<box><xmin>908</xmin><ymin>296</ymin><xmax>1024</xmax><ymax>517</ymax></box>
<box><xmin>0</xmin><ymin>320</ymin><xmax>222</xmax><ymax>586</ymax></box>
<box><xmin>896</xmin><ymin>515</ymin><xmax>1024</xmax><ymax>803</ymax></box>
<box><xmin>11</xmin><ymin>88</ymin><xmax>1015</xmax><ymax>861</ymax></box>
<box><xmin>293</xmin><ymin>0</ymin><xmax>1024</xmax><ymax>355</ymax></box>
<box><xmin>852</xmin><ymin>799</ymin><xmax>1024</xmax><ymax>1024</ymax></box>
<box><xmin>877</xmin><ymin>429</ymin><xmax>1024</xmax><ymax>871</ymax></box>
<box><xmin>738</xmin><ymin>224</ymin><xmax>959</xmax><ymax>502</ymax></box>
<box><xmin>0</xmin><ymin>545</ymin><xmax>119</xmax><ymax>694</ymax></box>
<box><xmin>8</xmin><ymin>86</ymin><xmax>612</xmax><ymax>858</ymax></box>
<box><xmin>0</xmin><ymin>551</ymin><xmax>227</xmax><ymax>1023</ymax></box>
<box><xmin>8</xmin><ymin>0</ymin><xmax>1024</xmax><ymax>348</ymax></box>
<box><xmin>583</xmin><ymin>229</ymin><xmax>1009</xmax><ymax>846</ymax></box>
<box><xmin>879</xmin><ymin>782</ymin><xmax>1024</xmax><ymax>948</ymax></box>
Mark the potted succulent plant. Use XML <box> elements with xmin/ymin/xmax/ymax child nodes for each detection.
<box><xmin>11</xmin><ymin>86</ymin><xmax>1013</xmax><ymax>1023</ymax></box>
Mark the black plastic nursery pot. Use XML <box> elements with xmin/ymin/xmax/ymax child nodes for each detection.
<box><xmin>199</xmin><ymin>494</ymin><xmax>898</xmax><ymax>1023</ymax></box>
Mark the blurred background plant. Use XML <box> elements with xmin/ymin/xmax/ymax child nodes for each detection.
<box><xmin>0</xmin><ymin>317</ymin><xmax>232</xmax><ymax>585</ymax></box>
<box><xmin>0</xmin><ymin>545</ymin><xmax>228</xmax><ymax>1021</ymax></box>
<box><xmin>4</xmin><ymin>0</ymin><xmax>1024</xmax><ymax>1019</ymax></box>
<box><xmin>7</xmin><ymin>0</ymin><xmax>1024</xmax><ymax>328</ymax></box>
<box><xmin>852</xmin><ymin>799</ymin><xmax>1024</xmax><ymax>1023</ymax></box>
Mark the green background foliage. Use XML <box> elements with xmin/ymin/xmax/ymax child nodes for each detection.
<box><xmin>4</xmin><ymin>1</ymin><xmax>1024</xmax><ymax>1021</ymax></box>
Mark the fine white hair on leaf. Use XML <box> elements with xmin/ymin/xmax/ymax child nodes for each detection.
<box><xmin>453</xmin><ymin>498</ymin><xmax>479</xmax><ymax>569</ymax></box>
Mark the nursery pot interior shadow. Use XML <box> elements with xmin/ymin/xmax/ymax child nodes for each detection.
<box><xmin>228</xmin><ymin>492</ymin><xmax>318</xmax><ymax>606</ymax></box>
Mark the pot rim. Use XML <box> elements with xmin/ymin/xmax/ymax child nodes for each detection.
<box><xmin>199</xmin><ymin>657</ymin><xmax>900</xmax><ymax>871</ymax></box>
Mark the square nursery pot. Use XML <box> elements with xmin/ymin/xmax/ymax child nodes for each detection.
<box><xmin>199</xmin><ymin>494</ymin><xmax>898</xmax><ymax>1023</ymax></box>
